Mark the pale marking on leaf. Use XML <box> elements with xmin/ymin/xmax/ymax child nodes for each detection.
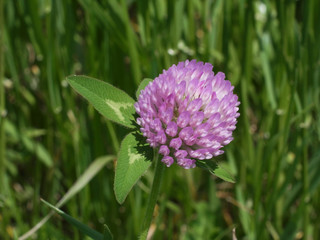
<box><xmin>105</xmin><ymin>99</ymin><xmax>133</xmax><ymax>122</ymax></box>
<box><xmin>128</xmin><ymin>146</ymin><xmax>142</xmax><ymax>165</ymax></box>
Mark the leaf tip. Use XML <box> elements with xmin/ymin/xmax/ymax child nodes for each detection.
<box><xmin>114</xmin><ymin>185</ymin><xmax>126</xmax><ymax>204</ymax></box>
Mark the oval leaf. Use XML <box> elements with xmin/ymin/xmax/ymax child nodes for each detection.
<box><xmin>196</xmin><ymin>160</ymin><xmax>235</xmax><ymax>183</ymax></box>
<box><xmin>114</xmin><ymin>132</ymin><xmax>153</xmax><ymax>204</ymax></box>
<box><xmin>67</xmin><ymin>75</ymin><xmax>136</xmax><ymax>128</ymax></box>
<box><xmin>136</xmin><ymin>78</ymin><xmax>152</xmax><ymax>99</ymax></box>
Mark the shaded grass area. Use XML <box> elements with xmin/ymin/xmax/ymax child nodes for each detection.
<box><xmin>1</xmin><ymin>0</ymin><xmax>320</xmax><ymax>239</ymax></box>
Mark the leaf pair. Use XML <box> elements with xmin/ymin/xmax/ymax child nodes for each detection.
<box><xmin>67</xmin><ymin>76</ymin><xmax>153</xmax><ymax>204</ymax></box>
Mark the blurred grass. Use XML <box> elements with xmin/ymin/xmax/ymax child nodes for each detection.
<box><xmin>1</xmin><ymin>0</ymin><xmax>320</xmax><ymax>239</ymax></box>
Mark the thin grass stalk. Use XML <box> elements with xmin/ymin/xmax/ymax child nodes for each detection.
<box><xmin>120</xmin><ymin>0</ymin><xmax>141</xmax><ymax>87</ymax></box>
<box><xmin>186</xmin><ymin>0</ymin><xmax>195</xmax><ymax>48</ymax></box>
<box><xmin>302</xmin><ymin>130</ymin><xmax>310</xmax><ymax>238</ymax></box>
<box><xmin>301</xmin><ymin>0</ymin><xmax>314</xmax><ymax>237</ymax></box>
<box><xmin>239</xmin><ymin>1</ymin><xmax>254</xmax><ymax>187</ymax></box>
<box><xmin>0</xmin><ymin>0</ymin><xmax>8</xmax><ymax>238</ymax></box>
<box><xmin>47</xmin><ymin>0</ymin><xmax>61</xmax><ymax>112</ymax></box>
<box><xmin>0</xmin><ymin>0</ymin><xmax>5</xmax><ymax>194</ymax></box>
<box><xmin>0</xmin><ymin>0</ymin><xmax>5</xmax><ymax>188</ymax></box>
<box><xmin>239</xmin><ymin>1</ymin><xmax>257</xmax><ymax>237</ymax></box>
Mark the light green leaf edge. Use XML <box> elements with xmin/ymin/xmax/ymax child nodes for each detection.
<box><xmin>41</xmin><ymin>199</ymin><xmax>107</xmax><ymax>240</ymax></box>
<box><xmin>103</xmin><ymin>224</ymin><xmax>113</xmax><ymax>240</ymax></box>
<box><xmin>196</xmin><ymin>160</ymin><xmax>236</xmax><ymax>183</ymax></box>
<box><xmin>114</xmin><ymin>132</ymin><xmax>152</xmax><ymax>204</ymax></box>
<box><xmin>67</xmin><ymin>75</ymin><xmax>136</xmax><ymax>128</ymax></box>
<box><xmin>136</xmin><ymin>78</ymin><xmax>152</xmax><ymax>99</ymax></box>
<box><xmin>18</xmin><ymin>155</ymin><xmax>114</xmax><ymax>240</ymax></box>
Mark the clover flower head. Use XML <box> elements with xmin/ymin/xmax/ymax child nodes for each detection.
<box><xmin>135</xmin><ymin>60</ymin><xmax>240</xmax><ymax>169</ymax></box>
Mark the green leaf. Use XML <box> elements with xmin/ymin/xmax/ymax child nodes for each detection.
<box><xmin>196</xmin><ymin>160</ymin><xmax>235</xmax><ymax>183</ymax></box>
<box><xmin>114</xmin><ymin>132</ymin><xmax>153</xmax><ymax>204</ymax></box>
<box><xmin>41</xmin><ymin>199</ymin><xmax>106</xmax><ymax>240</ymax></box>
<box><xmin>136</xmin><ymin>78</ymin><xmax>152</xmax><ymax>99</ymax></box>
<box><xmin>67</xmin><ymin>75</ymin><xmax>136</xmax><ymax>128</ymax></box>
<box><xmin>18</xmin><ymin>155</ymin><xmax>114</xmax><ymax>240</ymax></box>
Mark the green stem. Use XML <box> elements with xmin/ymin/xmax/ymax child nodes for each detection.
<box><xmin>106</xmin><ymin>120</ymin><xmax>120</xmax><ymax>152</ymax></box>
<box><xmin>141</xmin><ymin>151</ymin><xmax>165</xmax><ymax>237</ymax></box>
<box><xmin>0</xmin><ymin>0</ymin><xmax>5</xmax><ymax>190</ymax></box>
<box><xmin>0</xmin><ymin>0</ymin><xmax>8</xmax><ymax>239</ymax></box>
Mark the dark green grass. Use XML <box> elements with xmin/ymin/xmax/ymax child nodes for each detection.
<box><xmin>1</xmin><ymin>0</ymin><xmax>320</xmax><ymax>239</ymax></box>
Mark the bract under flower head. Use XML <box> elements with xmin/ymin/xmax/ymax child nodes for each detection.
<box><xmin>135</xmin><ymin>60</ymin><xmax>240</xmax><ymax>169</ymax></box>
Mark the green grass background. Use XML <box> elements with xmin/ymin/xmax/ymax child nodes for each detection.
<box><xmin>1</xmin><ymin>0</ymin><xmax>320</xmax><ymax>239</ymax></box>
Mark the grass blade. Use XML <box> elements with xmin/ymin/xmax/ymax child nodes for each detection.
<box><xmin>18</xmin><ymin>155</ymin><xmax>114</xmax><ymax>240</ymax></box>
<box><xmin>41</xmin><ymin>199</ymin><xmax>103</xmax><ymax>240</ymax></box>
